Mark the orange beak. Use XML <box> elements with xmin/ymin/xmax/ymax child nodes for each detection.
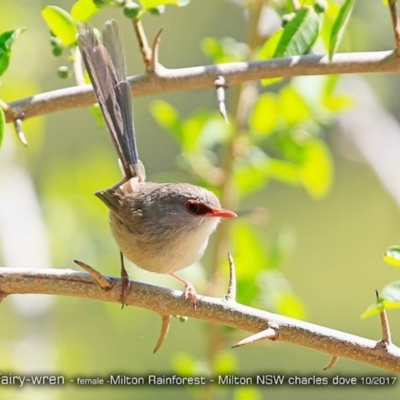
<box><xmin>208</xmin><ymin>208</ymin><xmax>237</xmax><ymax>218</ymax></box>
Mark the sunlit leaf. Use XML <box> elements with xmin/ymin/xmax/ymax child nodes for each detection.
<box><xmin>0</xmin><ymin>28</ymin><xmax>24</xmax><ymax>77</ymax></box>
<box><xmin>172</xmin><ymin>352</ymin><xmax>197</xmax><ymax>375</ymax></box>
<box><xmin>362</xmin><ymin>281</ymin><xmax>400</xmax><ymax>318</ymax></box>
<box><xmin>273</xmin><ymin>7</ymin><xmax>320</xmax><ymax>58</ymax></box>
<box><xmin>322</xmin><ymin>75</ymin><xmax>353</xmax><ymax>111</ymax></box>
<box><xmin>232</xmin><ymin>221</ymin><xmax>269</xmax><ymax>304</ymax></box>
<box><xmin>234</xmin><ymin>387</ymin><xmax>263</xmax><ymax>400</ymax></box>
<box><xmin>71</xmin><ymin>0</ymin><xmax>100</xmax><ymax>22</ymax></box>
<box><xmin>279</xmin><ymin>86</ymin><xmax>311</xmax><ymax>126</ymax></box>
<box><xmin>91</xmin><ymin>104</ymin><xmax>105</xmax><ymax>128</ymax></box>
<box><xmin>42</xmin><ymin>6</ymin><xmax>78</xmax><ymax>47</ymax></box>
<box><xmin>383</xmin><ymin>245</ymin><xmax>400</xmax><ymax>268</ymax></box>
<box><xmin>140</xmin><ymin>0</ymin><xmax>189</xmax><ymax>8</ymax></box>
<box><xmin>268</xmin><ymin>159</ymin><xmax>300</xmax><ymax>186</ymax></box>
<box><xmin>250</xmin><ymin>93</ymin><xmax>278</xmax><ymax>136</ymax></box>
<box><xmin>277</xmin><ymin>292</ymin><xmax>306</xmax><ymax>319</ymax></box>
<box><xmin>360</xmin><ymin>302</ymin><xmax>383</xmax><ymax>319</ymax></box>
<box><xmin>299</xmin><ymin>138</ymin><xmax>333</xmax><ymax>199</ymax></box>
<box><xmin>0</xmin><ymin>106</ymin><xmax>4</xmax><ymax>148</ymax></box>
<box><xmin>329</xmin><ymin>0</ymin><xmax>355</xmax><ymax>61</ymax></box>
<box><xmin>214</xmin><ymin>351</ymin><xmax>237</xmax><ymax>375</ymax></box>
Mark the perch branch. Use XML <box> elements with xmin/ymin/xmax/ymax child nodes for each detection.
<box><xmin>0</xmin><ymin>267</ymin><xmax>399</xmax><ymax>374</ymax></box>
<box><xmin>3</xmin><ymin>50</ymin><xmax>400</xmax><ymax>124</ymax></box>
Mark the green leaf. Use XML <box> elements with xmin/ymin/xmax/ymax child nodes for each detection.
<box><xmin>0</xmin><ymin>106</ymin><xmax>4</xmax><ymax>148</ymax></box>
<box><xmin>71</xmin><ymin>0</ymin><xmax>100</xmax><ymax>22</ymax></box>
<box><xmin>140</xmin><ymin>0</ymin><xmax>189</xmax><ymax>8</ymax></box>
<box><xmin>150</xmin><ymin>100</ymin><xmax>182</xmax><ymax>143</ymax></box>
<box><xmin>268</xmin><ymin>159</ymin><xmax>300</xmax><ymax>186</ymax></box>
<box><xmin>42</xmin><ymin>6</ymin><xmax>78</xmax><ymax>47</ymax></box>
<box><xmin>299</xmin><ymin>138</ymin><xmax>333</xmax><ymax>199</ymax></box>
<box><xmin>322</xmin><ymin>75</ymin><xmax>353</xmax><ymax>112</ymax></box>
<box><xmin>381</xmin><ymin>281</ymin><xmax>400</xmax><ymax>303</ymax></box>
<box><xmin>0</xmin><ymin>28</ymin><xmax>24</xmax><ymax>77</ymax></box>
<box><xmin>250</xmin><ymin>93</ymin><xmax>278</xmax><ymax>136</ymax></box>
<box><xmin>232</xmin><ymin>221</ymin><xmax>269</xmax><ymax>304</ymax></box>
<box><xmin>362</xmin><ymin>281</ymin><xmax>400</xmax><ymax>318</ymax></box>
<box><xmin>383</xmin><ymin>245</ymin><xmax>400</xmax><ymax>267</ymax></box>
<box><xmin>273</xmin><ymin>7</ymin><xmax>320</xmax><ymax>58</ymax></box>
<box><xmin>328</xmin><ymin>0</ymin><xmax>355</xmax><ymax>61</ymax></box>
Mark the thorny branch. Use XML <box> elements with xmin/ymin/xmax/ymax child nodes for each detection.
<box><xmin>0</xmin><ymin>267</ymin><xmax>399</xmax><ymax>374</ymax></box>
<box><xmin>3</xmin><ymin>50</ymin><xmax>400</xmax><ymax>124</ymax></box>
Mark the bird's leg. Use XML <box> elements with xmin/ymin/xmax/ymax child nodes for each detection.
<box><xmin>169</xmin><ymin>273</ymin><xmax>197</xmax><ymax>308</ymax></box>
<box><xmin>120</xmin><ymin>252</ymin><xmax>130</xmax><ymax>308</ymax></box>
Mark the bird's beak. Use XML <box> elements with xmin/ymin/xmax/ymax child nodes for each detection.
<box><xmin>208</xmin><ymin>208</ymin><xmax>237</xmax><ymax>218</ymax></box>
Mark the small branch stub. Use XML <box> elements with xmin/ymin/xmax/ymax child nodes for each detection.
<box><xmin>215</xmin><ymin>75</ymin><xmax>229</xmax><ymax>124</ymax></box>
<box><xmin>376</xmin><ymin>289</ymin><xmax>392</xmax><ymax>345</ymax></box>
<box><xmin>13</xmin><ymin>118</ymin><xmax>28</xmax><ymax>146</ymax></box>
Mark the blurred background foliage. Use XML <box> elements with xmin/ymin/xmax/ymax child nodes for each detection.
<box><xmin>0</xmin><ymin>0</ymin><xmax>400</xmax><ymax>399</ymax></box>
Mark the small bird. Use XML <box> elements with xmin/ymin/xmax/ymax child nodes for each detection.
<box><xmin>78</xmin><ymin>20</ymin><xmax>236</xmax><ymax>306</ymax></box>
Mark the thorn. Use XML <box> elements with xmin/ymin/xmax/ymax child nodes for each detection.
<box><xmin>74</xmin><ymin>260</ymin><xmax>113</xmax><ymax>290</ymax></box>
<box><xmin>149</xmin><ymin>28</ymin><xmax>163</xmax><ymax>73</ymax></box>
<box><xmin>323</xmin><ymin>355</ymin><xmax>339</xmax><ymax>370</ymax></box>
<box><xmin>224</xmin><ymin>252</ymin><xmax>237</xmax><ymax>301</ymax></box>
<box><xmin>376</xmin><ymin>289</ymin><xmax>392</xmax><ymax>344</ymax></box>
<box><xmin>232</xmin><ymin>325</ymin><xmax>279</xmax><ymax>348</ymax></box>
<box><xmin>13</xmin><ymin>119</ymin><xmax>28</xmax><ymax>146</ymax></box>
<box><xmin>153</xmin><ymin>315</ymin><xmax>171</xmax><ymax>353</ymax></box>
<box><xmin>120</xmin><ymin>252</ymin><xmax>131</xmax><ymax>309</ymax></box>
<box><xmin>215</xmin><ymin>75</ymin><xmax>229</xmax><ymax>124</ymax></box>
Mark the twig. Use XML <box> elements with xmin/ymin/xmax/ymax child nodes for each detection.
<box><xmin>224</xmin><ymin>253</ymin><xmax>236</xmax><ymax>301</ymax></box>
<box><xmin>376</xmin><ymin>290</ymin><xmax>392</xmax><ymax>345</ymax></box>
<box><xmin>131</xmin><ymin>18</ymin><xmax>152</xmax><ymax>70</ymax></box>
<box><xmin>4</xmin><ymin>50</ymin><xmax>400</xmax><ymax>124</ymax></box>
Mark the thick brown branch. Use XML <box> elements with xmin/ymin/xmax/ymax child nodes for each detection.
<box><xmin>0</xmin><ymin>267</ymin><xmax>399</xmax><ymax>374</ymax></box>
<box><xmin>4</xmin><ymin>50</ymin><xmax>400</xmax><ymax>123</ymax></box>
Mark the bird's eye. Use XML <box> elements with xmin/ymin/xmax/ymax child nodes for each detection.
<box><xmin>186</xmin><ymin>201</ymin><xmax>200</xmax><ymax>214</ymax></box>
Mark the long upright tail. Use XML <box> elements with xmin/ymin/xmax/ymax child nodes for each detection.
<box><xmin>78</xmin><ymin>20</ymin><xmax>144</xmax><ymax>181</ymax></box>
